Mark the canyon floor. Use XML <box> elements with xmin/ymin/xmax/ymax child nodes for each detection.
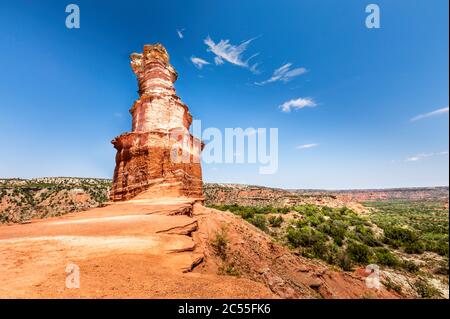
<box><xmin>0</xmin><ymin>197</ymin><xmax>398</xmax><ymax>299</ymax></box>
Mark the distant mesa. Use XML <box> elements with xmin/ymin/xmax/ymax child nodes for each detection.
<box><xmin>110</xmin><ymin>44</ymin><xmax>203</xmax><ymax>201</ymax></box>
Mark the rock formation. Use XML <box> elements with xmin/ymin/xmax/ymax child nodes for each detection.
<box><xmin>110</xmin><ymin>44</ymin><xmax>203</xmax><ymax>201</ymax></box>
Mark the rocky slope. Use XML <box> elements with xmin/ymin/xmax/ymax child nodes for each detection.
<box><xmin>0</xmin><ymin>178</ymin><xmax>110</xmax><ymax>223</ymax></box>
<box><xmin>204</xmin><ymin>183</ymin><xmax>449</xmax><ymax>207</ymax></box>
<box><xmin>1</xmin><ymin>178</ymin><xmax>448</xmax><ymax>224</ymax></box>
<box><xmin>1</xmin><ymin>178</ymin><xmax>447</xmax><ymax>298</ymax></box>
<box><xmin>0</xmin><ymin>197</ymin><xmax>398</xmax><ymax>298</ymax></box>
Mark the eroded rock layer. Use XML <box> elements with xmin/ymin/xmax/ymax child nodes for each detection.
<box><xmin>110</xmin><ymin>44</ymin><xmax>203</xmax><ymax>201</ymax></box>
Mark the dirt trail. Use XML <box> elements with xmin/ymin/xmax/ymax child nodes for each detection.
<box><xmin>0</xmin><ymin>198</ymin><xmax>398</xmax><ymax>298</ymax></box>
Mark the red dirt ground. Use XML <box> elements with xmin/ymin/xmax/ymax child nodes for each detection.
<box><xmin>0</xmin><ymin>198</ymin><xmax>399</xmax><ymax>299</ymax></box>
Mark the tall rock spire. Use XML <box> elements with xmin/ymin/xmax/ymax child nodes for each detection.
<box><xmin>110</xmin><ymin>43</ymin><xmax>203</xmax><ymax>201</ymax></box>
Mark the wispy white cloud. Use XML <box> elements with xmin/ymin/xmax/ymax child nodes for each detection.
<box><xmin>410</xmin><ymin>107</ymin><xmax>449</xmax><ymax>122</ymax></box>
<box><xmin>204</xmin><ymin>36</ymin><xmax>259</xmax><ymax>72</ymax></box>
<box><xmin>176</xmin><ymin>28</ymin><xmax>185</xmax><ymax>39</ymax></box>
<box><xmin>214</xmin><ymin>56</ymin><xmax>224</xmax><ymax>65</ymax></box>
<box><xmin>406</xmin><ymin>151</ymin><xmax>448</xmax><ymax>162</ymax></box>
<box><xmin>297</xmin><ymin>143</ymin><xmax>319</xmax><ymax>149</ymax></box>
<box><xmin>255</xmin><ymin>63</ymin><xmax>307</xmax><ymax>85</ymax></box>
<box><xmin>279</xmin><ymin>97</ymin><xmax>317</xmax><ymax>112</ymax></box>
<box><xmin>190</xmin><ymin>56</ymin><xmax>210</xmax><ymax>69</ymax></box>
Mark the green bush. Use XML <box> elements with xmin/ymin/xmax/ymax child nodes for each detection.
<box><xmin>404</xmin><ymin>241</ymin><xmax>425</xmax><ymax>254</ymax></box>
<box><xmin>414</xmin><ymin>279</ymin><xmax>442</xmax><ymax>298</ymax></box>
<box><xmin>286</xmin><ymin>226</ymin><xmax>326</xmax><ymax>248</ymax></box>
<box><xmin>286</xmin><ymin>227</ymin><xmax>309</xmax><ymax>248</ymax></box>
<box><xmin>354</xmin><ymin>225</ymin><xmax>382</xmax><ymax>247</ymax></box>
<box><xmin>311</xmin><ymin>239</ymin><xmax>328</xmax><ymax>257</ymax></box>
<box><xmin>212</xmin><ymin>227</ymin><xmax>228</xmax><ymax>260</ymax></box>
<box><xmin>268</xmin><ymin>215</ymin><xmax>283</xmax><ymax>227</ymax></box>
<box><xmin>220</xmin><ymin>264</ymin><xmax>240</xmax><ymax>276</ymax></box>
<box><xmin>347</xmin><ymin>241</ymin><xmax>372</xmax><ymax>264</ymax></box>
<box><xmin>336</xmin><ymin>249</ymin><xmax>353</xmax><ymax>271</ymax></box>
<box><xmin>295</xmin><ymin>218</ymin><xmax>309</xmax><ymax>228</ymax></box>
<box><xmin>426</xmin><ymin>239</ymin><xmax>449</xmax><ymax>257</ymax></box>
<box><xmin>382</xmin><ymin>278</ymin><xmax>402</xmax><ymax>294</ymax></box>
<box><xmin>374</xmin><ymin>247</ymin><xmax>399</xmax><ymax>267</ymax></box>
<box><xmin>239</xmin><ymin>209</ymin><xmax>255</xmax><ymax>220</ymax></box>
<box><xmin>318</xmin><ymin>220</ymin><xmax>347</xmax><ymax>246</ymax></box>
<box><xmin>309</xmin><ymin>214</ymin><xmax>326</xmax><ymax>227</ymax></box>
<box><xmin>384</xmin><ymin>226</ymin><xmax>418</xmax><ymax>244</ymax></box>
<box><xmin>434</xmin><ymin>261</ymin><xmax>449</xmax><ymax>275</ymax></box>
<box><xmin>249</xmin><ymin>214</ymin><xmax>267</xmax><ymax>231</ymax></box>
<box><xmin>400</xmin><ymin>260</ymin><xmax>420</xmax><ymax>273</ymax></box>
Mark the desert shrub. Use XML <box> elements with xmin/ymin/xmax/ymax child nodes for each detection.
<box><xmin>384</xmin><ymin>226</ymin><xmax>418</xmax><ymax>245</ymax></box>
<box><xmin>301</xmin><ymin>240</ymin><xmax>333</xmax><ymax>262</ymax></box>
<box><xmin>320</xmin><ymin>206</ymin><xmax>333</xmax><ymax>215</ymax></box>
<box><xmin>295</xmin><ymin>218</ymin><xmax>309</xmax><ymax>228</ymax></box>
<box><xmin>241</xmin><ymin>210</ymin><xmax>255</xmax><ymax>220</ymax></box>
<box><xmin>374</xmin><ymin>247</ymin><xmax>399</xmax><ymax>267</ymax></box>
<box><xmin>414</xmin><ymin>279</ymin><xmax>442</xmax><ymax>298</ymax></box>
<box><xmin>249</xmin><ymin>214</ymin><xmax>267</xmax><ymax>231</ymax></box>
<box><xmin>286</xmin><ymin>227</ymin><xmax>310</xmax><ymax>248</ymax></box>
<box><xmin>404</xmin><ymin>240</ymin><xmax>425</xmax><ymax>254</ymax></box>
<box><xmin>286</xmin><ymin>226</ymin><xmax>326</xmax><ymax>248</ymax></box>
<box><xmin>426</xmin><ymin>239</ymin><xmax>449</xmax><ymax>257</ymax></box>
<box><xmin>271</xmin><ymin>207</ymin><xmax>290</xmax><ymax>214</ymax></box>
<box><xmin>353</xmin><ymin>225</ymin><xmax>382</xmax><ymax>247</ymax></box>
<box><xmin>382</xmin><ymin>278</ymin><xmax>402</xmax><ymax>294</ymax></box>
<box><xmin>318</xmin><ymin>220</ymin><xmax>347</xmax><ymax>246</ymax></box>
<box><xmin>220</xmin><ymin>264</ymin><xmax>240</xmax><ymax>276</ymax></box>
<box><xmin>307</xmin><ymin>214</ymin><xmax>325</xmax><ymax>227</ymax></box>
<box><xmin>336</xmin><ymin>249</ymin><xmax>353</xmax><ymax>271</ymax></box>
<box><xmin>212</xmin><ymin>227</ymin><xmax>228</xmax><ymax>260</ymax></box>
<box><xmin>268</xmin><ymin>215</ymin><xmax>283</xmax><ymax>227</ymax></box>
<box><xmin>347</xmin><ymin>241</ymin><xmax>372</xmax><ymax>264</ymax></box>
<box><xmin>293</xmin><ymin>204</ymin><xmax>321</xmax><ymax>216</ymax></box>
<box><xmin>434</xmin><ymin>261</ymin><xmax>449</xmax><ymax>275</ymax></box>
<box><xmin>400</xmin><ymin>260</ymin><xmax>420</xmax><ymax>273</ymax></box>
<box><xmin>210</xmin><ymin>205</ymin><xmax>292</xmax><ymax>218</ymax></box>
<box><xmin>319</xmin><ymin>242</ymin><xmax>338</xmax><ymax>264</ymax></box>
<box><xmin>0</xmin><ymin>212</ymin><xmax>9</xmax><ymax>223</ymax></box>
<box><xmin>313</xmin><ymin>239</ymin><xmax>331</xmax><ymax>257</ymax></box>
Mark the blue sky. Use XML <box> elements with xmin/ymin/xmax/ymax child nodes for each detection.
<box><xmin>0</xmin><ymin>0</ymin><xmax>448</xmax><ymax>189</ymax></box>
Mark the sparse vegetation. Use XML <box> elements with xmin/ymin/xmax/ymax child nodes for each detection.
<box><xmin>347</xmin><ymin>241</ymin><xmax>372</xmax><ymax>264</ymax></box>
<box><xmin>373</xmin><ymin>247</ymin><xmax>399</xmax><ymax>267</ymax></box>
<box><xmin>268</xmin><ymin>215</ymin><xmax>283</xmax><ymax>227</ymax></box>
<box><xmin>0</xmin><ymin>178</ymin><xmax>111</xmax><ymax>223</ymax></box>
<box><xmin>211</xmin><ymin>226</ymin><xmax>242</xmax><ymax>277</ymax></box>
<box><xmin>212</xmin><ymin>226</ymin><xmax>228</xmax><ymax>261</ymax></box>
<box><xmin>220</xmin><ymin>264</ymin><xmax>240</xmax><ymax>277</ymax></box>
<box><xmin>210</xmin><ymin>201</ymin><xmax>449</xmax><ymax>282</ymax></box>
<box><xmin>382</xmin><ymin>277</ymin><xmax>402</xmax><ymax>294</ymax></box>
<box><xmin>366</xmin><ymin>200</ymin><xmax>449</xmax><ymax>257</ymax></box>
<box><xmin>413</xmin><ymin>279</ymin><xmax>442</xmax><ymax>298</ymax></box>
<box><xmin>249</xmin><ymin>214</ymin><xmax>268</xmax><ymax>231</ymax></box>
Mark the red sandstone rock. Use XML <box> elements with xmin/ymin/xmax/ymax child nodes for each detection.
<box><xmin>110</xmin><ymin>44</ymin><xmax>203</xmax><ymax>201</ymax></box>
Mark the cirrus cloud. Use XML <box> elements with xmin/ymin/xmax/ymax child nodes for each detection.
<box><xmin>297</xmin><ymin>143</ymin><xmax>319</xmax><ymax>149</ymax></box>
<box><xmin>176</xmin><ymin>28</ymin><xmax>185</xmax><ymax>39</ymax></box>
<box><xmin>255</xmin><ymin>63</ymin><xmax>307</xmax><ymax>85</ymax></box>
<box><xmin>279</xmin><ymin>97</ymin><xmax>317</xmax><ymax>112</ymax></box>
<box><xmin>410</xmin><ymin>107</ymin><xmax>449</xmax><ymax>122</ymax></box>
<box><xmin>204</xmin><ymin>36</ymin><xmax>259</xmax><ymax>72</ymax></box>
<box><xmin>190</xmin><ymin>56</ymin><xmax>210</xmax><ymax>69</ymax></box>
<box><xmin>406</xmin><ymin>151</ymin><xmax>448</xmax><ymax>162</ymax></box>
